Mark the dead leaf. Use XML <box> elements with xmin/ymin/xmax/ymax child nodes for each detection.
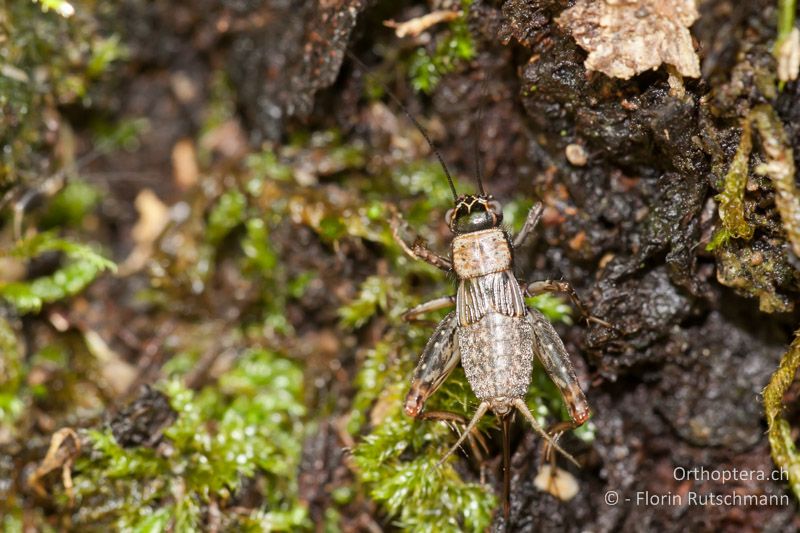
<box><xmin>171</xmin><ymin>138</ymin><xmax>199</xmax><ymax>190</ymax></box>
<box><xmin>27</xmin><ymin>428</ymin><xmax>81</xmax><ymax>505</ymax></box>
<box><xmin>534</xmin><ymin>464</ymin><xmax>579</xmax><ymax>501</ymax></box>
<box><xmin>557</xmin><ymin>0</ymin><xmax>701</xmax><ymax>80</ymax></box>
<box><xmin>777</xmin><ymin>27</ymin><xmax>800</xmax><ymax>83</ymax></box>
<box><xmin>83</xmin><ymin>329</ymin><xmax>138</xmax><ymax>394</ymax></box>
<box><xmin>118</xmin><ymin>188</ymin><xmax>170</xmax><ymax>275</ymax></box>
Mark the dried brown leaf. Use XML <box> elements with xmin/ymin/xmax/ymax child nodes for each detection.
<box><xmin>27</xmin><ymin>428</ymin><xmax>81</xmax><ymax>504</ymax></box>
<box><xmin>557</xmin><ymin>0</ymin><xmax>701</xmax><ymax>80</ymax></box>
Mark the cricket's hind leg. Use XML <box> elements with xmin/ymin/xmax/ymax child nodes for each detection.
<box><xmin>535</xmin><ymin>418</ymin><xmax>584</xmax><ymax>500</ymax></box>
<box><xmin>437</xmin><ymin>399</ymin><xmax>581</xmax><ymax>468</ymax></box>
<box><xmin>419</xmin><ymin>410</ymin><xmax>491</xmax><ymax>466</ymax></box>
<box><xmin>541</xmin><ymin>419</ymin><xmax>582</xmax><ymax>464</ymax></box>
<box><xmin>511</xmin><ymin>398</ymin><xmax>579</xmax><ymax>467</ymax></box>
<box><xmin>405</xmin><ymin>312</ymin><xmax>489</xmax><ymax>465</ymax></box>
<box><xmin>404</xmin><ymin>312</ymin><xmax>460</xmax><ymax>417</ymax></box>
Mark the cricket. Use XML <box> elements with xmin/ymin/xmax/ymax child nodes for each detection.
<box><xmin>367</xmin><ymin>54</ymin><xmax>609</xmax><ymax>517</ymax></box>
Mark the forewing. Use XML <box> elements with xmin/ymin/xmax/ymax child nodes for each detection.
<box><xmin>404</xmin><ymin>311</ymin><xmax>460</xmax><ymax>417</ymax></box>
<box><xmin>528</xmin><ymin>308</ymin><xmax>591</xmax><ymax>424</ymax></box>
<box><xmin>456</xmin><ymin>270</ymin><xmax>526</xmax><ymax>325</ymax></box>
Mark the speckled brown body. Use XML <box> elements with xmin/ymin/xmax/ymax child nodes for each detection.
<box><xmin>458</xmin><ymin>313</ymin><xmax>533</xmax><ymax>401</ymax></box>
<box><xmin>450</xmin><ymin>228</ymin><xmax>533</xmax><ymax>413</ymax></box>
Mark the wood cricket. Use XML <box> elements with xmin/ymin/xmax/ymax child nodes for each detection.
<box><xmin>352</xmin><ymin>59</ymin><xmax>607</xmax><ymax>521</ymax></box>
<box><xmin>347</xmin><ymin>51</ymin><xmax>606</xmax><ymax>519</ymax></box>
<box><xmin>392</xmin><ymin>187</ymin><xmax>599</xmax><ymax>517</ymax></box>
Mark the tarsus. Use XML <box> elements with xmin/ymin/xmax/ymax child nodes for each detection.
<box><xmin>345</xmin><ymin>50</ymin><xmax>458</xmax><ymax>201</ymax></box>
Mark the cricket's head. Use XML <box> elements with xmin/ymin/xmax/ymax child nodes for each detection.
<box><xmin>446</xmin><ymin>194</ymin><xmax>503</xmax><ymax>234</ymax></box>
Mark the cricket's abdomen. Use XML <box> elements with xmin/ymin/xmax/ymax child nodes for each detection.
<box><xmin>458</xmin><ymin>311</ymin><xmax>533</xmax><ymax>401</ymax></box>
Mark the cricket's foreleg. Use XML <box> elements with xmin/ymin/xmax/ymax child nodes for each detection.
<box><xmin>390</xmin><ymin>206</ymin><xmax>452</xmax><ymax>271</ymax></box>
<box><xmin>402</xmin><ymin>295</ymin><xmax>455</xmax><ymax>323</ymax></box>
<box><xmin>523</xmin><ymin>279</ymin><xmax>611</xmax><ymax>328</ymax></box>
<box><xmin>513</xmin><ymin>202</ymin><xmax>544</xmax><ymax>248</ymax></box>
<box><xmin>404</xmin><ymin>312</ymin><xmax>460</xmax><ymax>418</ymax></box>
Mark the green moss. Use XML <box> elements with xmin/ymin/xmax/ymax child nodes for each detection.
<box><xmin>709</xmin><ymin>105</ymin><xmax>800</xmax><ymax>311</ymax></box>
<box><xmin>40</xmin><ymin>179</ymin><xmax>101</xmax><ymax>229</ymax></box>
<box><xmin>749</xmin><ymin>104</ymin><xmax>800</xmax><ymax>258</ymax></box>
<box><xmin>0</xmin><ymin>232</ymin><xmax>115</xmax><ymax>314</ymax></box>
<box><xmin>763</xmin><ymin>328</ymin><xmax>800</xmax><ymax>501</ymax></box>
<box><xmin>0</xmin><ymin>318</ymin><xmax>24</xmax><ymax>435</ymax></box>
<box><xmin>1</xmin><ymin>1</ymin><xmax>119</xmax><ymax>187</ymax></box>
<box><xmin>408</xmin><ymin>11</ymin><xmax>476</xmax><ymax>94</ymax></box>
<box><xmin>339</xmin><ymin>275</ymin><xmax>399</xmax><ymax>329</ymax></box>
<box><xmin>71</xmin><ymin>349</ymin><xmax>309</xmax><ymax>530</ymax></box>
<box><xmin>352</xmin><ymin>381</ymin><xmax>497</xmax><ymax>532</ymax></box>
<box><xmin>708</xmin><ymin>118</ymin><xmax>754</xmax><ymax>250</ymax></box>
<box><xmin>775</xmin><ymin>0</ymin><xmax>798</xmax><ymax>89</ymax></box>
<box><xmin>207</xmin><ymin>189</ymin><xmax>247</xmax><ymax>246</ymax></box>
<box><xmin>246</xmin><ymin>150</ymin><xmax>293</xmax><ymax>182</ymax></box>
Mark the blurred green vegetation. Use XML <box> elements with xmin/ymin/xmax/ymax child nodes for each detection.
<box><xmin>0</xmin><ymin>232</ymin><xmax>115</xmax><ymax>314</ymax></box>
<box><xmin>408</xmin><ymin>1</ymin><xmax>476</xmax><ymax>94</ymax></box>
<box><xmin>71</xmin><ymin>351</ymin><xmax>307</xmax><ymax>531</ymax></box>
<box><xmin>0</xmin><ymin>0</ymin><xmax>125</xmax><ymax>187</ymax></box>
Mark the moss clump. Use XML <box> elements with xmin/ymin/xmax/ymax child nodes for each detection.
<box><xmin>408</xmin><ymin>5</ymin><xmax>476</xmax><ymax>94</ymax></box>
<box><xmin>0</xmin><ymin>232</ymin><xmax>115</xmax><ymax>314</ymax></box>
<box><xmin>709</xmin><ymin>104</ymin><xmax>800</xmax><ymax>312</ymax></box>
<box><xmin>763</xmin><ymin>329</ymin><xmax>800</xmax><ymax>501</ymax></box>
<box><xmin>0</xmin><ymin>318</ymin><xmax>24</xmax><ymax>438</ymax></box>
<box><xmin>708</xmin><ymin>118</ymin><xmax>754</xmax><ymax>250</ymax></box>
<box><xmin>0</xmin><ymin>0</ymin><xmax>124</xmax><ymax>187</ymax></box>
<box><xmin>70</xmin><ymin>349</ymin><xmax>308</xmax><ymax>530</ymax></box>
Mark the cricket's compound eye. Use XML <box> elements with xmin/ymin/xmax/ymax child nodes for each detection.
<box><xmin>447</xmin><ymin>195</ymin><xmax>503</xmax><ymax>234</ymax></box>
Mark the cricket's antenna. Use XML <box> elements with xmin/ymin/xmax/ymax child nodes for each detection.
<box><xmin>501</xmin><ymin>414</ymin><xmax>512</xmax><ymax>522</ymax></box>
<box><xmin>474</xmin><ymin>78</ymin><xmax>487</xmax><ymax>196</ymax></box>
<box><xmin>345</xmin><ymin>49</ymin><xmax>458</xmax><ymax>202</ymax></box>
